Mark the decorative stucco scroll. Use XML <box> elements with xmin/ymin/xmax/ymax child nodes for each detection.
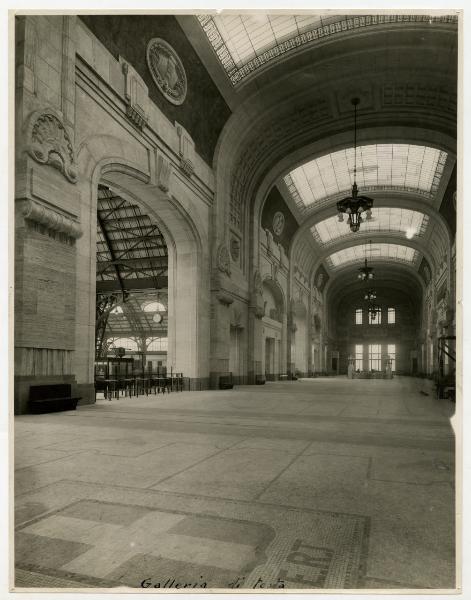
<box><xmin>26</xmin><ymin>111</ymin><xmax>78</xmax><ymax>183</ymax></box>
<box><xmin>22</xmin><ymin>199</ymin><xmax>82</xmax><ymax>239</ymax></box>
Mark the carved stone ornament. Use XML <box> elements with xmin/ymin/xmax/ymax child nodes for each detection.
<box><xmin>146</xmin><ymin>38</ymin><xmax>187</xmax><ymax>106</ymax></box>
<box><xmin>272</xmin><ymin>211</ymin><xmax>285</xmax><ymax>236</ymax></box>
<box><xmin>120</xmin><ymin>58</ymin><xmax>149</xmax><ymax>131</ymax></box>
<box><xmin>216</xmin><ymin>290</ymin><xmax>234</xmax><ymax>306</ymax></box>
<box><xmin>27</xmin><ymin>111</ymin><xmax>78</xmax><ymax>183</ymax></box>
<box><xmin>253</xmin><ymin>270</ymin><xmax>263</xmax><ymax>296</ymax></box>
<box><xmin>230</xmin><ymin>237</ymin><xmax>240</xmax><ymax>262</ymax></box>
<box><xmin>179</xmin><ymin>157</ymin><xmax>195</xmax><ymax>178</ymax></box>
<box><xmin>231</xmin><ymin>307</ymin><xmax>244</xmax><ymax>329</ymax></box>
<box><xmin>21</xmin><ymin>199</ymin><xmax>82</xmax><ymax>239</ymax></box>
<box><xmin>217</xmin><ymin>244</ymin><xmax>231</xmax><ymax>277</ymax></box>
<box><xmin>155</xmin><ymin>151</ymin><xmax>172</xmax><ymax>193</ymax></box>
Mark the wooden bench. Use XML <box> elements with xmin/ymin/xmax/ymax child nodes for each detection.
<box><xmin>29</xmin><ymin>384</ymin><xmax>81</xmax><ymax>414</ymax></box>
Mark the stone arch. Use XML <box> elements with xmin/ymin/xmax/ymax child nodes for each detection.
<box><xmin>74</xmin><ymin>135</ymin><xmax>209</xmax><ymax>391</ymax></box>
<box><xmin>262</xmin><ymin>275</ymin><xmax>286</xmax><ymax>318</ymax></box>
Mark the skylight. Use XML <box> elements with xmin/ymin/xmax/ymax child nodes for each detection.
<box><xmin>198</xmin><ymin>14</ymin><xmax>457</xmax><ymax>85</ymax></box>
<box><xmin>326</xmin><ymin>243</ymin><xmax>418</xmax><ymax>269</ymax></box>
<box><xmin>312</xmin><ymin>207</ymin><xmax>429</xmax><ymax>245</ymax></box>
<box><xmin>285</xmin><ymin>144</ymin><xmax>447</xmax><ymax>212</ymax></box>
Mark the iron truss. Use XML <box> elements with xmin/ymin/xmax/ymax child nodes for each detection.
<box><xmin>95</xmin><ymin>185</ymin><xmax>169</xmax><ymax>357</ymax></box>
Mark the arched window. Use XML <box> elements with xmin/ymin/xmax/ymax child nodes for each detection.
<box><xmin>142</xmin><ymin>301</ymin><xmax>166</xmax><ymax>312</ymax></box>
<box><xmin>107</xmin><ymin>337</ymin><xmax>139</xmax><ymax>352</ymax></box>
<box><xmin>146</xmin><ymin>337</ymin><xmax>168</xmax><ymax>351</ymax></box>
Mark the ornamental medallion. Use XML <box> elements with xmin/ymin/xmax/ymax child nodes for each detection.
<box><xmin>146</xmin><ymin>38</ymin><xmax>187</xmax><ymax>106</ymax></box>
<box><xmin>272</xmin><ymin>211</ymin><xmax>285</xmax><ymax>236</ymax></box>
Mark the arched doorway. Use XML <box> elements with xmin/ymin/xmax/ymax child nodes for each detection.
<box><xmin>94</xmin><ymin>184</ymin><xmax>170</xmax><ymax>385</ymax></box>
<box><xmin>262</xmin><ymin>278</ymin><xmax>286</xmax><ymax>380</ymax></box>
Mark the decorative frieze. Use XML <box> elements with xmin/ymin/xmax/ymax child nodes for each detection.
<box><xmin>26</xmin><ymin>110</ymin><xmax>78</xmax><ymax>183</ymax></box>
<box><xmin>21</xmin><ymin>199</ymin><xmax>82</xmax><ymax>239</ymax></box>
<box><xmin>382</xmin><ymin>82</ymin><xmax>456</xmax><ymax>115</ymax></box>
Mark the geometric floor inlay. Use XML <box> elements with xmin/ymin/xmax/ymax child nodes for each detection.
<box><xmin>16</xmin><ymin>498</ymin><xmax>369</xmax><ymax>589</ymax></box>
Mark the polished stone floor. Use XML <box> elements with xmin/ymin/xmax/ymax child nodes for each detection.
<box><xmin>14</xmin><ymin>377</ymin><xmax>456</xmax><ymax>591</ymax></box>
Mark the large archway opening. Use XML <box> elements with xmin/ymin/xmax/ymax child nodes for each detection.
<box><xmin>94</xmin><ymin>185</ymin><xmax>171</xmax><ymax>393</ymax></box>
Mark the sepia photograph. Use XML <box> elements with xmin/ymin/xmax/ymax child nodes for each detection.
<box><xmin>10</xmin><ymin>7</ymin><xmax>461</xmax><ymax>595</ymax></box>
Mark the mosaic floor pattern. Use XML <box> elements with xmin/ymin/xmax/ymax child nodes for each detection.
<box><xmin>15</xmin><ymin>481</ymin><xmax>369</xmax><ymax>589</ymax></box>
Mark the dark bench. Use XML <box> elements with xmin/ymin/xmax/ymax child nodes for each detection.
<box><xmin>29</xmin><ymin>384</ymin><xmax>81</xmax><ymax>414</ymax></box>
<box><xmin>219</xmin><ymin>373</ymin><xmax>233</xmax><ymax>390</ymax></box>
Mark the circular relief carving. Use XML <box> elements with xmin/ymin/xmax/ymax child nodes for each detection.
<box><xmin>146</xmin><ymin>38</ymin><xmax>187</xmax><ymax>106</ymax></box>
<box><xmin>272</xmin><ymin>211</ymin><xmax>285</xmax><ymax>236</ymax></box>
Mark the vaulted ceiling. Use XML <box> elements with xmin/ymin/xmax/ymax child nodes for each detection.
<box><xmin>188</xmin><ymin>13</ymin><xmax>458</xmax><ymax>298</ymax></box>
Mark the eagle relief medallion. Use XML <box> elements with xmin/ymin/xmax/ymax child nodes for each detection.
<box><xmin>146</xmin><ymin>38</ymin><xmax>187</xmax><ymax>106</ymax></box>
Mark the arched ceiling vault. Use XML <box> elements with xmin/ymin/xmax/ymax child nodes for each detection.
<box><xmin>289</xmin><ymin>193</ymin><xmax>451</xmax><ymax>275</ymax></box>
<box><xmin>212</xmin><ymin>20</ymin><xmax>457</xmax><ymax>237</ymax></box>
<box><xmin>200</xmin><ymin>17</ymin><xmax>457</xmax><ymax>316</ymax></box>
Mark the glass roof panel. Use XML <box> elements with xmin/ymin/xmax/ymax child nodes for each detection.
<box><xmin>284</xmin><ymin>144</ymin><xmax>447</xmax><ymax>211</ymax></box>
<box><xmin>326</xmin><ymin>243</ymin><xmax>418</xmax><ymax>269</ymax></box>
<box><xmin>312</xmin><ymin>207</ymin><xmax>430</xmax><ymax>245</ymax></box>
<box><xmin>198</xmin><ymin>14</ymin><xmax>457</xmax><ymax>85</ymax></box>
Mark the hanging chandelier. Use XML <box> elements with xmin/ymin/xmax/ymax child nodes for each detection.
<box><xmin>336</xmin><ymin>98</ymin><xmax>374</xmax><ymax>232</ymax></box>
<box><xmin>357</xmin><ymin>258</ymin><xmax>374</xmax><ymax>280</ymax></box>
<box><xmin>368</xmin><ymin>304</ymin><xmax>380</xmax><ymax>320</ymax></box>
<box><xmin>357</xmin><ymin>240</ymin><xmax>374</xmax><ymax>280</ymax></box>
<box><xmin>364</xmin><ymin>289</ymin><xmax>377</xmax><ymax>302</ymax></box>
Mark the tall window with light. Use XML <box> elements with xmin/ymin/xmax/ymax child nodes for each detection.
<box><xmin>355</xmin><ymin>344</ymin><xmax>363</xmax><ymax>371</ymax></box>
<box><xmin>369</xmin><ymin>344</ymin><xmax>381</xmax><ymax>370</ymax></box>
<box><xmin>355</xmin><ymin>308</ymin><xmax>363</xmax><ymax>325</ymax></box>
<box><xmin>387</xmin><ymin>344</ymin><xmax>396</xmax><ymax>371</ymax></box>
<box><xmin>388</xmin><ymin>308</ymin><xmax>396</xmax><ymax>324</ymax></box>
<box><xmin>368</xmin><ymin>308</ymin><xmax>381</xmax><ymax>324</ymax></box>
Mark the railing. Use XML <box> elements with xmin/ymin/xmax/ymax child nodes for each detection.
<box><xmin>95</xmin><ymin>372</ymin><xmax>185</xmax><ymax>400</ymax></box>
